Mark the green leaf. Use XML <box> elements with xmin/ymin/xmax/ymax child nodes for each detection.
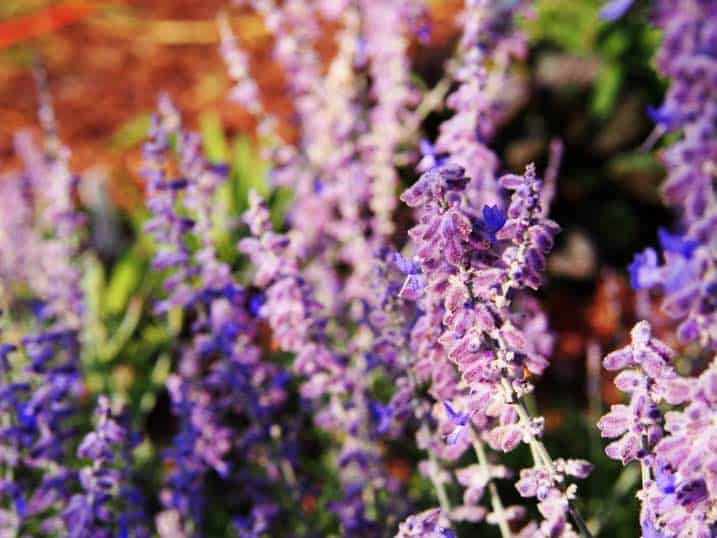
<box><xmin>200</xmin><ymin>111</ymin><xmax>229</xmax><ymax>162</ymax></box>
<box><xmin>524</xmin><ymin>0</ymin><xmax>604</xmax><ymax>54</ymax></box>
<box><xmin>110</xmin><ymin>113</ymin><xmax>151</xmax><ymax>151</ymax></box>
<box><xmin>105</xmin><ymin>252</ymin><xmax>143</xmax><ymax>316</ymax></box>
<box><xmin>233</xmin><ymin>136</ymin><xmax>270</xmax><ymax>213</ymax></box>
<box><xmin>82</xmin><ymin>254</ymin><xmax>105</xmax><ymax>322</ymax></box>
<box><xmin>591</xmin><ymin>62</ymin><xmax>624</xmax><ymax>117</ymax></box>
<box><xmin>81</xmin><ymin>254</ymin><xmax>107</xmax><ymax>361</ymax></box>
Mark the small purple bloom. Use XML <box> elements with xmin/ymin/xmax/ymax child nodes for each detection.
<box><xmin>641</xmin><ymin>516</ymin><xmax>667</xmax><ymax>538</ymax></box>
<box><xmin>647</xmin><ymin>105</ymin><xmax>678</xmax><ymax>127</ymax></box>
<box><xmin>482</xmin><ymin>204</ymin><xmax>506</xmax><ymax>243</ymax></box>
<box><xmin>628</xmin><ymin>248</ymin><xmax>661</xmax><ymax>290</ymax></box>
<box><xmin>418</xmin><ymin>139</ymin><xmax>446</xmax><ymax>171</ymax></box>
<box><xmin>675</xmin><ymin>479</ymin><xmax>708</xmax><ymax>507</ymax></box>
<box><xmin>657</xmin><ymin>228</ymin><xmax>697</xmax><ymax>258</ymax></box>
<box><xmin>443</xmin><ymin>401</ymin><xmax>468</xmax><ymax>426</ymax></box>
<box><xmin>654</xmin><ymin>462</ymin><xmax>675</xmax><ymax>494</ymax></box>
<box><xmin>393</xmin><ymin>253</ymin><xmax>421</xmax><ymax>275</ymax></box>
<box><xmin>599</xmin><ymin>0</ymin><xmax>634</xmax><ymax>21</ymax></box>
<box><xmin>371</xmin><ymin>403</ymin><xmax>394</xmax><ymax>435</ymax></box>
<box><xmin>444</xmin><ymin>401</ymin><xmax>469</xmax><ymax>446</ymax></box>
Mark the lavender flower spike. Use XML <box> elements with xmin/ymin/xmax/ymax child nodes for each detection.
<box><xmin>395</xmin><ymin>508</ymin><xmax>454</xmax><ymax>538</ymax></box>
<box><xmin>632</xmin><ymin>0</ymin><xmax>717</xmax><ymax>349</ymax></box>
<box><xmin>598</xmin><ymin>321</ymin><xmax>690</xmax><ymax>466</ymax></box>
<box><xmin>64</xmin><ymin>396</ymin><xmax>150</xmax><ymax>538</ymax></box>
<box><xmin>401</xmin><ymin>163</ymin><xmax>591</xmax><ymax>536</ymax></box>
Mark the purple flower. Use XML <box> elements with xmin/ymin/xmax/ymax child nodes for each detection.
<box><xmin>657</xmin><ymin>228</ymin><xmax>697</xmax><ymax>258</ymax></box>
<box><xmin>395</xmin><ymin>508</ymin><xmax>453</xmax><ymax>538</ymax></box>
<box><xmin>217</xmin><ymin>13</ymin><xmax>262</xmax><ymax>114</ymax></box>
<box><xmin>640</xmin><ymin>0</ymin><xmax>717</xmax><ymax>349</ymax></box>
<box><xmin>417</xmin><ymin>139</ymin><xmax>446</xmax><ymax>172</ymax></box>
<box><xmin>482</xmin><ymin>204</ymin><xmax>506</xmax><ymax>243</ymax></box>
<box><xmin>628</xmin><ymin>248</ymin><xmax>661</xmax><ymax>290</ymax></box>
<box><xmin>654</xmin><ymin>462</ymin><xmax>676</xmax><ymax>495</ymax></box>
<box><xmin>443</xmin><ymin>401</ymin><xmax>469</xmax><ymax>446</ymax></box>
<box><xmin>64</xmin><ymin>396</ymin><xmax>150</xmax><ymax>538</ymax></box>
<box><xmin>646</xmin><ymin>105</ymin><xmax>678</xmax><ymax>127</ymax></box>
<box><xmin>370</xmin><ymin>403</ymin><xmax>394</xmax><ymax>435</ymax></box>
<box><xmin>599</xmin><ymin>0</ymin><xmax>635</xmax><ymax>21</ymax></box>
<box><xmin>142</xmin><ymin>99</ymin><xmax>291</xmax><ymax>534</ymax></box>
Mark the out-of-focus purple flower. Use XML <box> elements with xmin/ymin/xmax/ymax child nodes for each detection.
<box><xmin>599</xmin><ymin>0</ymin><xmax>635</xmax><ymax>21</ymax></box>
<box><xmin>370</xmin><ymin>403</ymin><xmax>394</xmax><ymax>435</ymax></box>
<box><xmin>217</xmin><ymin>13</ymin><xmax>262</xmax><ymax>114</ymax></box>
<box><xmin>143</xmin><ymin>98</ymin><xmax>290</xmax><ymax>535</ymax></box>
<box><xmin>646</xmin><ymin>105</ymin><xmax>678</xmax><ymax>128</ymax></box>
<box><xmin>417</xmin><ymin>139</ymin><xmax>447</xmax><ymax>172</ymax></box>
<box><xmin>64</xmin><ymin>396</ymin><xmax>150</xmax><ymax>538</ymax></box>
<box><xmin>657</xmin><ymin>228</ymin><xmax>697</xmax><ymax>258</ymax></box>
<box><xmin>233</xmin><ymin>503</ymin><xmax>279</xmax><ymax>538</ymax></box>
<box><xmin>395</xmin><ymin>508</ymin><xmax>453</xmax><ymax>538</ymax></box>
<box><xmin>443</xmin><ymin>401</ymin><xmax>469</xmax><ymax>446</ymax></box>
<box><xmin>628</xmin><ymin>248</ymin><xmax>662</xmax><ymax>290</ymax></box>
<box><xmin>638</xmin><ymin>0</ymin><xmax>717</xmax><ymax>349</ymax></box>
<box><xmin>360</xmin><ymin>0</ymin><xmax>424</xmax><ymax>237</ymax></box>
<box><xmin>241</xmin><ymin>192</ymin><xmax>409</xmax><ymax>535</ymax></box>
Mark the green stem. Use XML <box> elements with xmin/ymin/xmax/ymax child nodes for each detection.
<box><xmin>428</xmin><ymin>445</ymin><xmax>452</xmax><ymax>515</ymax></box>
<box><xmin>470</xmin><ymin>428</ymin><xmax>512</xmax><ymax>538</ymax></box>
<box><xmin>500</xmin><ymin>377</ymin><xmax>593</xmax><ymax>538</ymax></box>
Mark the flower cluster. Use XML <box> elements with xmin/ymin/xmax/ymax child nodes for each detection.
<box><xmin>0</xmin><ymin>71</ymin><xmax>87</xmax><ymax>534</ymax></box>
<box><xmin>240</xmin><ymin>192</ymin><xmax>409</xmax><ymax>535</ymax></box>
<box><xmin>598</xmin><ymin>320</ymin><xmax>717</xmax><ymax>537</ymax></box>
<box><xmin>400</xmin><ymin>160</ymin><xmax>590</xmax><ymax>536</ymax></box>
<box><xmin>395</xmin><ymin>508</ymin><xmax>454</xmax><ymax>538</ymax></box>
<box><xmin>142</xmin><ymin>97</ymin><xmax>290</xmax><ymax>535</ymax></box>
<box><xmin>64</xmin><ymin>396</ymin><xmax>149</xmax><ymax>538</ymax></box>
<box><xmin>599</xmin><ymin>3</ymin><xmax>717</xmax><ymax>531</ymax></box>
<box><xmin>598</xmin><ymin>322</ymin><xmax>690</xmax><ymax>465</ymax></box>
<box><xmin>6</xmin><ymin>0</ymin><xmax>717</xmax><ymax>536</ymax></box>
<box><xmin>626</xmin><ymin>0</ymin><xmax>717</xmax><ymax>349</ymax></box>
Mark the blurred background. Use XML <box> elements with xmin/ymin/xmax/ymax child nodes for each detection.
<box><xmin>0</xmin><ymin>1</ymin><xmax>679</xmax><ymax>535</ymax></box>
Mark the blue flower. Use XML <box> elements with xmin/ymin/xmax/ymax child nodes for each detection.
<box><xmin>647</xmin><ymin>105</ymin><xmax>678</xmax><ymax>128</ymax></box>
<box><xmin>17</xmin><ymin>403</ymin><xmax>37</xmax><ymax>429</ymax></box>
<box><xmin>31</xmin><ymin>300</ymin><xmax>47</xmax><ymax>321</ymax></box>
<box><xmin>12</xmin><ymin>486</ymin><xmax>26</xmax><ymax>518</ymax></box>
<box><xmin>393</xmin><ymin>252</ymin><xmax>421</xmax><ymax>275</ymax></box>
<box><xmin>599</xmin><ymin>0</ymin><xmax>634</xmax><ymax>21</ymax></box>
<box><xmin>248</xmin><ymin>292</ymin><xmax>265</xmax><ymax>317</ymax></box>
<box><xmin>162</xmin><ymin>178</ymin><xmax>189</xmax><ymax>191</ymax></box>
<box><xmin>370</xmin><ymin>402</ymin><xmax>393</xmax><ymax>435</ymax></box>
<box><xmin>443</xmin><ymin>401</ymin><xmax>469</xmax><ymax>446</ymax></box>
<box><xmin>654</xmin><ymin>462</ymin><xmax>676</xmax><ymax>494</ymax></box>
<box><xmin>418</xmin><ymin>139</ymin><xmax>446</xmax><ymax>170</ymax></box>
<box><xmin>272</xmin><ymin>371</ymin><xmax>289</xmax><ymax>389</ymax></box>
<box><xmin>0</xmin><ymin>343</ymin><xmax>16</xmax><ymax>370</ymax></box>
<box><xmin>628</xmin><ymin>248</ymin><xmax>661</xmax><ymax>290</ymax></box>
<box><xmin>658</xmin><ymin>228</ymin><xmax>698</xmax><ymax>258</ymax></box>
<box><xmin>482</xmin><ymin>204</ymin><xmax>506</xmax><ymax>243</ymax></box>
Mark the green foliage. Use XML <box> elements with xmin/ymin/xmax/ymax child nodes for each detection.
<box><xmin>526</xmin><ymin>0</ymin><xmax>662</xmax><ymax>118</ymax></box>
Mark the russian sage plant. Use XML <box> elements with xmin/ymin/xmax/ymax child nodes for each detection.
<box><xmin>0</xmin><ymin>0</ymin><xmax>715</xmax><ymax>536</ymax></box>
